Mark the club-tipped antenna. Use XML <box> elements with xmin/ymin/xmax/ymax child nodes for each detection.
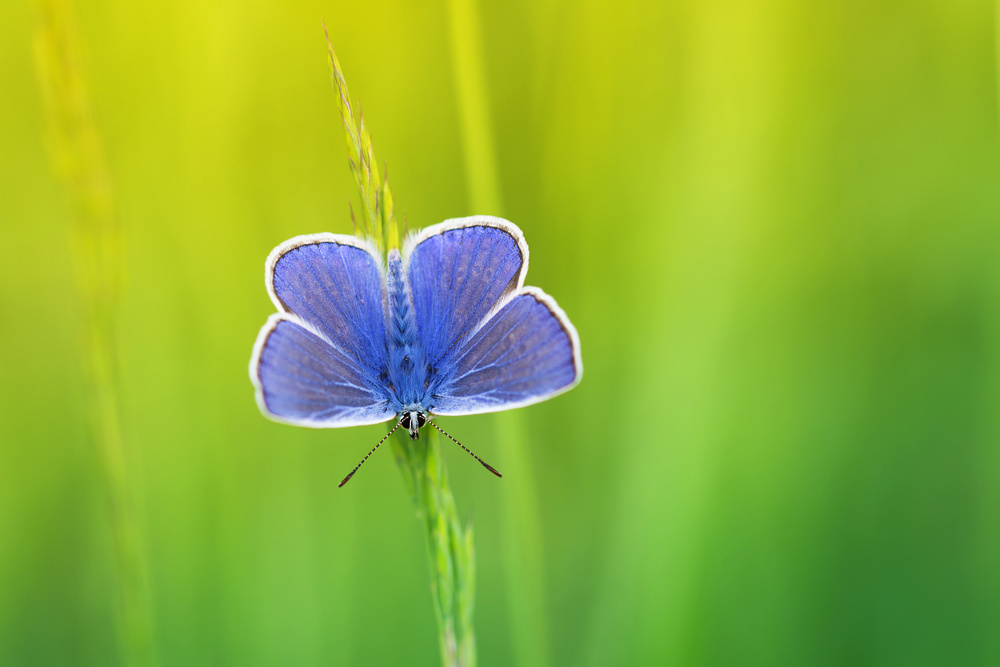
<box><xmin>339</xmin><ymin>420</ymin><xmax>402</xmax><ymax>488</ymax></box>
<box><xmin>428</xmin><ymin>420</ymin><xmax>502</xmax><ymax>478</ymax></box>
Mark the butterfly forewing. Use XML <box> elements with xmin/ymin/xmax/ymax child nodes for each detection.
<box><xmin>268</xmin><ymin>235</ymin><xmax>388</xmax><ymax>374</ymax></box>
<box><xmin>405</xmin><ymin>218</ymin><xmax>525</xmax><ymax>369</ymax></box>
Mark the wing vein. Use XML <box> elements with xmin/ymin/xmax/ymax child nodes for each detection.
<box><xmin>278</xmin><ymin>334</ymin><xmax>374</xmax><ymax>395</ymax></box>
<box><xmin>447</xmin><ymin>302</ymin><xmax>536</xmax><ymax>378</ymax></box>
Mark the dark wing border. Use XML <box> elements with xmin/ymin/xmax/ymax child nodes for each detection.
<box><xmin>264</xmin><ymin>233</ymin><xmax>386</xmax><ymax>314</ymax></box>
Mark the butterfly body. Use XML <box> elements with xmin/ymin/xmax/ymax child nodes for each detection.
<box><xmin>385</xmin><ymin>248</ymin><xmax>433</xmax><ymax>419</ymax></box>
<box><xmin>250</xmin><ymin>216</ymin><xmax>582</xmax><ymax>445</ymax></box>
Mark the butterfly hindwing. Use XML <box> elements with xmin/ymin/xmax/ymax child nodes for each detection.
<box><xmin>252</xmin><ymin>315</ymin><xmax>394</xmax><ymax>426</ymax></box>
<box><xmin>429</xmin><ymin>288</ymin><xmax>581</xmax><ymax>415</ymax></box>
<box><xmin>249</xmin><ymin>235</ymin><xmax>394</xmax><ymax>427</ymax></box>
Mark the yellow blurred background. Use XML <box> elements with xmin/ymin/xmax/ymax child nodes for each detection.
<box><xmin>3</xmin><ymin>0</ymin><xmax>1000</xmax><ymax>664</ymax></box>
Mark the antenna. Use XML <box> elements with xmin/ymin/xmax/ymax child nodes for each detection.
<box><xmin>339</xmin><ymin>420</ymin><xmax>402</xmax><ymax>488</ymax></box>
<box><xmin>428</xmin><ymin>420</ymin><xmax>502</xmax><ymax>478</ymax></box>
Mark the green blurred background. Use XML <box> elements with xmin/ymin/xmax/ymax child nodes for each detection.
<box><xmin>3</xmin><ymin>0</ymin><xmax>1000</xmax><ymax>664</ymax></box>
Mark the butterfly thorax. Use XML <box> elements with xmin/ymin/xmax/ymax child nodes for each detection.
<box><xmin>385</xmin><ymin>250</ymin><xmax>431</xmax><ymax>415</ymax></box>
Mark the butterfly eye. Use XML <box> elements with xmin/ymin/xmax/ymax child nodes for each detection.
<box><xmin>417</xmin><ymin>413</ymin><xmax>427</xmax><ymax>427</ymax></box>
<box><xmin>400</xmin><ymin>414</ymin><xmax>411</xmax><ymax>429</ymax></box>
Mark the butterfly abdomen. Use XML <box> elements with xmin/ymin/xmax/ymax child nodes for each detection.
<box><xmin>386</xmin><ymin>250</ymin><xmax>429</xmax><ymax>409</ymax></box>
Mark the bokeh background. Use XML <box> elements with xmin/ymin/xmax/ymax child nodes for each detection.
<box><xmin>3</xmin><ymin>0</ymin><xmax>1000</xmax><ymax>664</ymax></box>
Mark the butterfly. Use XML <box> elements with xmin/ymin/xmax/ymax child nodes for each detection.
<box><xmin>249</xmin><ymin>216</ymin><xmax>582</xmax><ymax>486</ymax></box>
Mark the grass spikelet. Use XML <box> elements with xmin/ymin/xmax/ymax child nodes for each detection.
<box><xmin>323</xmin><ymin>24</ymin><xmax>399</xmax><ymax>251</ymax></box>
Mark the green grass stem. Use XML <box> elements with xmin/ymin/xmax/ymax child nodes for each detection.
<box><xmin>392</xmin><ymin>428</ymin><xmax>477</xmax><ymax>667</ymax></box>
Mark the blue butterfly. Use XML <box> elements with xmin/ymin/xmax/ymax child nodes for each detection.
<box><xmin>249</xmin><ymin>216</ymin><xmax>583</xmax><ymax>485</ymax></box>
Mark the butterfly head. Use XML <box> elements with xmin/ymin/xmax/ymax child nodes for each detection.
<box><xmin>399</xmin><ymin>411</ymin><xmax>427</xmax><ymax>440</ymax></box>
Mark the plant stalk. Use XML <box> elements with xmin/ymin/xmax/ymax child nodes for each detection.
<box><xmin>392</xmin><ymin>429</ymin><xmax>477</xmax><ymax>667</ymax></box>
<box><xmin>325</xmin><ymin>31</ymin><xmax>476</xmax><ymax>667</ymax></box>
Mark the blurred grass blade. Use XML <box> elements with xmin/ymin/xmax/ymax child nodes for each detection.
<box><xmin>447</xmin><ymin>0</ymin><xmax>502</xmax><ymax>215</ymax></box>
<box><xmin>33</xmin><ymin>1</ymin><xmax>156</xmax><ymax>665</ymax></box>
<box><xmin>494</xmin><ymin>412</ymin><xmax>550</xmax><ymax>667</ymax></box>
<box><xmin>323</xmin><ymin>24</ymin><xmax>399</xmax><ymax>250</ymax></box>
<box><xmin>446</xmin><ymin>1</ymin><xmax>551</xmax><ymax>665</ymax></box>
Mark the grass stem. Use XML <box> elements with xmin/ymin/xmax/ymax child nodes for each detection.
<box><xmin>392</xmin><ymin>429</ymin><xmax>477</xmax><ymax>667</ymax></box>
